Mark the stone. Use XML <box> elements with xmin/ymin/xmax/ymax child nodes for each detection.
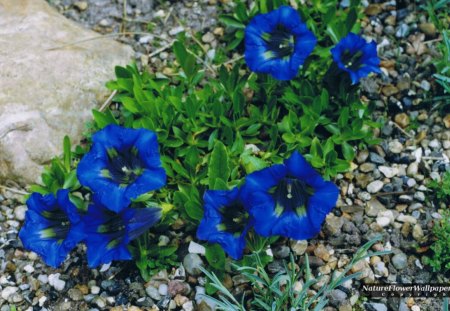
<box><xmin>201</xmin><ymin>32</ymin><xmax>215</xmax><ymax>43</ymax></box>
<box><xmin>325</xmin><ymin>214</ymin><xmax>344</xmax><ymax>235</ymax></box>
<box><xmin>68</xmin><ymin>288</ymin><xmax>84</xmax><ymax>301</ymax></box>
<box><xmin>91</xmin><ymin>285</ymin><xmax>101</xmax><ymax>295</ymax></box>
<box><xmin>360</xmin><ymin>163</ymin><xmax>376</xmax><ymax>172</ymax></box>
<box><xmin>183</xmin><ymin>301</ymin><xmax>194</xmax><ymax>311</ymax></box>
<box><xmin>394</xmin><ymin>113</ymin><xmax>410</xmax><ymax>128</ymax></box>
<box><xmin>397</xmin><ymin>214</ymin><xmax>417</xmax><ymax>224</ymax></box>
<box><xmin>49</xmin><ymin>273</ymin><xmax>65</xmax><ymax>291</ymax></box>
<box><xmin>376</xmin><ymin>216</ymin><xmax>391</xmax><ymax>227</ymax></box>
<box><xmin>0</xmin><ymin>0</ymin><xmax>133</xmax><ymax>184</ymax></box>
<box><xmin>412</xmin><ymin>224</ymin><xmax>424</xmax><ymax>241</ymax></box>
<box><xmin>366</xmin><ymin>199</ymin><xmax>385</xmax><ymax>217</ymax></box>
<box><xmin>366</xmin><ymin>302</ymin><xmax>388</xmax><ymax>311</ymax></box>
<box><xmin>407</xmin><ymin>162</ymin><xmax>419</xmax><ymax>176</ymax></box>
<box><xmin>73</xmin><ymin>1</ymin><xmax>88</xmax><ymax>11</ymax></box>
<box><xmin>273</xmin><ymin>245</ymin><xmax>290</xmax><ymax>258</ymax></box>
<box><xmin>183</xmin><ymin>254</ymin><xmax>204</xmax><ymax>276</ymax></box>
<box><xmin>392</xmin><ymin>253</ymin><xmax>408</xmax><ymax>270</ymax></box>
<box><xmin>290</xmin><ymin>240</ymin><xmax>308</xmax><ymax>256</ymax></box>
<box><xmin>14</xmin><ymin>205</ymin><xmax>27</xmax><ymax>221</ymax></box>
<box><xmin>93</xmin><ymin>296</ymin><xmax>107</xmax><ymax>309</ymax></box>
<box><xmin>365</xmin><ymin>4</ymin><xmax>382</xmax><ymax>15</ymax></box>
<box><xmin>146</xmin><ymin>286</ymin><xmax>161</xmax><ymax>301</ymax></box>
<box><xmin>420</xmin><ymin>80</ymin><xmax>431</xmax><ymax>91</ymax></box>
<box><xmin>188</xmin><ymin>241</ymin><xmax>206</xmax><ymax>255</ymax></box>
<box><xmin>419</xmin><ymin>22</ymin><xmax>436</xmax><ymax>37</ymax></box>
<box><xmin>168</xmin><ymin>280</ymin><xmax>191</xmax><ymax>296</ymax></box>
<box><xmin>379</xmin><ymin>166</ymin><xmax>398</xmax><ymax>178</ymax></box>
<box><xmin>1</xmin><ymin>286</ymin><xmax>18</xmax><ymax>300</ymax></box>
<box><xmin>396</xmin><ymin>23</ymin><xmax>410</xmax><ymax>38</ymax></box>
<box><xmin>444</xmin><ymin>114</ymin><xmax>450</xmax><ymax>128</ymax></box>
<box><xmin>367</xmin><ymin>180</ymin><xmax>384</xmax><ymax>193</ymax></box>
<box><xmin>329</xmin><ymin>289</ymin><xmax>347</xmax><ymax>306</ymax></box>
<box><xmin>414</xmin><ymin>191</ymin><xmax>425</xmax><ymax>202</ymax></box>
<box><xmin>23</xmin><ymin>264</ymin><xmax>34</xmax><ymax>273</ymax></box>
<box><xmin>158</xmin><ymin>283</ymin><xmax>168</xmax><ymax>296</ymax></box>
<box><xmin>370</xmin><ymin>152</ymin><xmax>386</xmax><ymax>164</ymax></box>
<box><xmin>382</xmin><ymin>85</ymin><xmax>399</xmax><ymax>96</ymax></box>
<box><xmin>388</xmin><ymin>140</ymin><xmax>403</xmax><ymax>154</ymax></box>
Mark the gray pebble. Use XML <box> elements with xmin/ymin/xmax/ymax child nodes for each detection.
<box><xmin>183</xmin><ymin>254</ymin><xmax>204</xmax><ymax>276</ymax></box>
<box><xmin>392</xmin><ymin>253</ymin><xmax>408</xmax><ymax>270</ymax></box>
<box><xmin>146</xmin><ymin>286</ymin><xmax>161</xmax><ymax>300</ymax></box>
<box><xmin>370</xmin><ymin>152</ymin><xmax>386</xmax><ymax>164</ymax></box>
<box><xmin>395</xmin><ymin>23</ymin><xmax>410</xmax><ymax>38</ymax></box>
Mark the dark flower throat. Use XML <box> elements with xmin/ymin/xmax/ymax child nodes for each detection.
<box><xmin>272</xmin><ymin>177</ymin><xmax>314</xmax><ymax>217</ymax></box>
<box><xmin>263</xmin><ymin>24</ymin><xmax>295</xmax><ymax>59</ymax></box>
<box><xmin>217</xmin><ymin>202</ymin><xmax>249</xmax><ymax>237</ymax></box>
<box><xmin>40</xmin><ymin>209</ymin><xmax>71</xmax><ymax>243</ymax></box>
<box><xmin>105</xmin><ymin>147</ymin><xmax>144</xmax><ymax>185</ymax></box>
<box><xmin>341</xmin><ymin>49</ymin><xmax>364</xmax><ymax>70</ymax></box>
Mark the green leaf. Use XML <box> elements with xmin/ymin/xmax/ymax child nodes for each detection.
<box><xmin>341</xmin><ymin>142</ymin><xmax>355</xmax><ymax>161</ymax></box>
<box><xmin>346</xmin><ymin>9</ymin><xmax>358</xmax><ymax>33</ymax></box>
<box><xmin>241</xmin><ymin>151</ymin><xmax>267</xmax><ymax>174</ymax></box>
<box><xmin>63</xmin><ymin>170</ymin><xmax>79</xmax><ymax>189</ymax></box>
<box><xmin>310</xmin><ymin>137</ymin><xmax>323</xmax><ymax>158</ymax></box>
<box><xmin>219</xmin><ymin>15</ymin><xmax>245</xmax><ymax>29</ymax></box>
<box><xmin>63</xmin><ymin>136</ymin><xmax>71</xmax><ymax>172</ymax></box>
<box><xmin>208</xmin><ymin>141</ymin><xmax>230</xmax><ymax>189</ymax></box>
<box><xmin>173</xmin><ymin>41</ymin><xmax>188</xmax><ymax>65</ymax></box>
<box><xmin>205</xmin><ymin>244</ymin><xmax>226</xmax><ymax>270</ymax></box>
<box><xmin>185</xmin><ymin>201</ymin><xmax>203</xmax><ymax>221</ymax></box>
<box><xmin>115</xmin><ymin>66</ymin><xmax>132</xmax><ymax>79</ymax></box>
<box><xmin>92</xmin><ymin>109</ymin><xmax>118</xmax><ymax>129</ymax></box>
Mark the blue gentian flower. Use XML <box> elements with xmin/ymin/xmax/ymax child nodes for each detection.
<box><xmin>82</xmin><ymin>198</ymin><xmax>161</xmax><ymax>268</ymax></box>
<box><xmin>244</xmin><ymin>6</ymin><xmax>317</xmax><ymax>80</ymax></box>
<box><xmin>330</xmin><ymin>32</ymin><xmax>381</xmax><ymax>84</ymax></box>
<box><xmin>241</xmin><ymin>151</ymin><xmax>339</xmax><ymax>240</ymax></box>
<box><xmin>18</xmin><ymin>190</ymin><xmax>84</xmax><ymax>268</ymax></box>
<box><xmin>77</xmin><ymin>125</ymin><xmax>166</xmax><ymax>213</ymax></box>
<box><xmin>197</xmin><ymin>188</ymin><xmax>251</xmax><ymax>260</ymax></box>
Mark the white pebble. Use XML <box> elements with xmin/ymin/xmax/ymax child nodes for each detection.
<box><xmin>91</xmin><ymin>285</ymin><xmax>100</xmax><ymax>295</ymax></box>
<box><xmin>188</xmin><ymin>241</ymin><xmax>206</xmax><ymax>255</ymax></box>
<box><xmin>23</xmin><ymin>264</ymin><xmax>34</xmax><ymax>273</ymax></box>
<box><xmin>159</xmin><ymin>283</ymin><xmax>168</xmax><ymax>296</ymax></box>
<box><xmin>1</xmin><ymin>286</ymin><xmax>18</xmax><ymax>300</ymax></box>
<box><xmin>377</xmin><ymin>216</ymin><xmax>391</xmax><ymax>227</ymax></box>
<box><xmin>367</xmin><ymin>180</ymin><xmax>384</xmax><ymax>193</ymax></box>
<box><xmin>37</xmin><ymin>274</ymin><xmax>49</xmax><ymax>284</ymax></box>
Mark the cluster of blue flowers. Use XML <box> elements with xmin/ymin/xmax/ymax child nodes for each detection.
<box><xmin>19</xmin><ymin>4</ymin><xmax>375</xmax><ymax>268</ymax></box>
<box><xmin>245</xmin><ymin>6</ymin><xmax>380</xmax><ymax>83</ymax></box>
<box><xmin>19</xmin><ymin>125</ymin><xmax>166</xmax><ymax>268</ymax></box>
<box><xmin>197</xmin><ymin>151</ymin><xmax>339</xmax><ymax>259</ymax></box>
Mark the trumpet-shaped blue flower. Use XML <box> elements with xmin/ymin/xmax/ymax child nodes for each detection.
<box><xmin>77</xmin><ymin>125</ymin><xmax>166</xmax><ymax>213</ymax></box>
<box><xmin>197</xmin><ymin>188</ymin><xmax>251</xmax><ymax>260</ymax></box>
<box><xmin>331</xmin><ymin>32</ymin><xmax>381</xmax><ymax>84</ymax></box>
<box><xmin>19</xmin><ymin>190</ymin><xmax>84</xmax><ymax>268</ymax></box>
<box><xmin>82</xmin><ymin>198</ymin><xmax>161</xmax><ymax>268</ymax></box>
<box><xmin>244</xmin><ymin>6</ymin><xmax>317</xmax><ymax>80</ymax></box>
<box><xmin>241</xmin><ymin>151</ymin><xmax>339</xmax><ymax>240</ymax></box>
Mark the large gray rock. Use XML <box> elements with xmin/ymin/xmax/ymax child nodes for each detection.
<box><xmin>0</xmin><ymin>0</ymin><xmax>134</xmax><ymax>185</ymax></box>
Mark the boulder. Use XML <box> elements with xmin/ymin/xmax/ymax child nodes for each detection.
<box><xmin>0</xmin><ymin>0</ymin><xmax>134</xmax><ymax>185</ymax></box>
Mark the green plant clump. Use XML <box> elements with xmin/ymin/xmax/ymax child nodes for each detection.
<box><xmin>25</xmin><ymin>0</ymin><xmax>382</xmax><ymax>282</ymax></box>
<box><xmin>200</xmin><ymin>235</ymin><xmax>391</xmax><ymax>311</ymax></box>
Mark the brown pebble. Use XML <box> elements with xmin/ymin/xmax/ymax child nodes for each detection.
<box><xmin>365</xmin><ymin>4</ymin><xmax>382</xmax><ymax>16</ymax></box>
<box><xmin>382</xmin><ymin>85</ymin><xmax>399</xmax><ymax>96</ymax></box>
<box><xmin>394</xmin><ymin>113</ymin><xmax>410</xmax><ymax>128</ymax></box>
<box><xmin>444</xmin><ymin>114</ymin><xmax>450</xmax><ymax>128</ymax></box>
<box><xmin>419</xmin><ymin>23</ymin><xmax>436</xmax><ymax>37</ymax></box>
